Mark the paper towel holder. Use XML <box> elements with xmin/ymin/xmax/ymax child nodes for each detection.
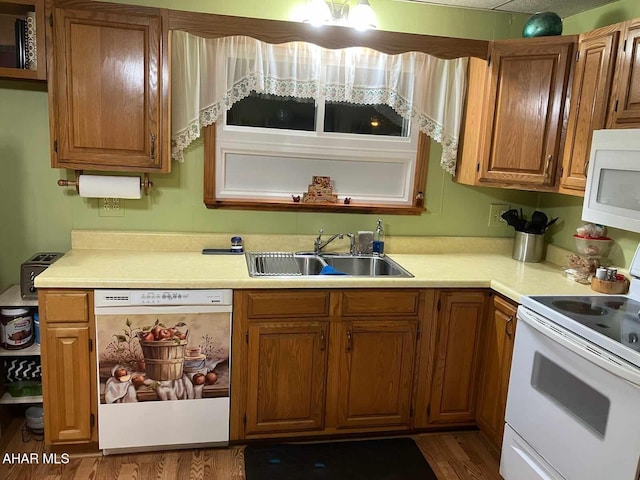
<box><xmin>57</xmin><ymin>171</ymin><xmax>153</xmax><ymax>196</ymax></box>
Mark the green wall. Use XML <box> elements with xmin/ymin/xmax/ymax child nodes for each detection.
<box><xmin>1</xmin><ymin>0</ymin><xmax>638</xmax><ymax>289</ymax></box>
<box><xmin>563</xmin><ymin>0</ymin><xmax>640</xmax><ymax>34</ymax></box>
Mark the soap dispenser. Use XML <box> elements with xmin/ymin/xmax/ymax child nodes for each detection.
<box><xmin>373</xmin><ymin>218</ymin><xmax>385</xmax><ymax>255</ymax></box>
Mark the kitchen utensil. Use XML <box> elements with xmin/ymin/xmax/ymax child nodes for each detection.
<box><xmin>530</xmin><ymin>211</ymin><xmax>548</xmax><ymax>233</ymax></box>
<box><xmin>544</xmin><ymin>217</ymin><xmax>559</xmax><ymax>230</ymax></box>
<box><xmin>501</xmin><ymin>209</ymin><xmax>523</xmax><ymax>230</ymax></box>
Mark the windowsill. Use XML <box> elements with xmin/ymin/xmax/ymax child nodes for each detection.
<box><xmin>204</xmin><ymin>198</ymin><xmax>426</xmax><ymax>215</ymax></box>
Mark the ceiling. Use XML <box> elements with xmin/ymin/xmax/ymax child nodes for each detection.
<box><xmin>399</xmin><ymin>0</ymin><xmax>620</xmax><ymax>18</ymax></box>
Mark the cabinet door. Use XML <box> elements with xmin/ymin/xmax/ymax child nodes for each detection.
<box><xmin>50</xmin><ymin>6</ymin><xmax>169</xmax><ymax>172</ymax></box>
<box><xmin>42</xmin><ymin>326</ymin><xmax>92</xmax><ymax>444</ymax></box>
<box><xmin>479</xmin><ymin>37</ymin><xmax>575</xmax><ymax>187</ymax></box>
<box><xmin>475</xmin><ymin>294</ymin><xmax>517</xmax><ymax>451</ymax></box>
<box><xmin>334</xmin><ymin>320</ymin><xmax>416</xmax><ymax>430</ymax></box>
<box><xmin>245</xmin><ymin>321</ymin><xmax>328</xmax><ymax>435</ymax></box>
<box><xmin>560</xmin><ymin>26</ymin><xmax>620</xmax><ymax>195</ymax></box>
<box><xmin>429</xmin><ymin>290</ymin><xmax>486</xmax><ymax>424</ymax></box>
<box><xmin>608</xmin><ymin>19</ymin><xmax>640</xmax><ymax>128</ymax></box>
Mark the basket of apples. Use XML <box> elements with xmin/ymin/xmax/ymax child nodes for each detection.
<box><xmin>137</xmin><ymin>322</ymin><xmax>188</xmax><ymax>381</ymax></box>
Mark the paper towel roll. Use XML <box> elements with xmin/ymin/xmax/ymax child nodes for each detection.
<box><xmin>78</xmin><ymin>175</ymin><xmax>142</xmax><ymax>199</ymax></box>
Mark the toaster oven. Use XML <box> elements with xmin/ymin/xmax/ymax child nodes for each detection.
<box><xmin>20</xmin><ymin>253</ymin><xmax>64</xmax><ymax>299</ymax></box>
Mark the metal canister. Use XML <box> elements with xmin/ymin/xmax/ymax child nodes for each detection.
<box><xmin>0</xmin><ymin>308</ymin><xmax>34</xmax><ymax>350</ymax></box>
<box><xmin>595</xmin><ymin>267</ymin><xmax>608</xmax><ymax>280</ymax></box>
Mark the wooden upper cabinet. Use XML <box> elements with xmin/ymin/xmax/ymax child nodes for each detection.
<box><xmin>608</xmin><ymin>19</ymin><xmax>640</xmax><ymax>128</ymax></box>
<box><xmin>48</xmin><ymin>4</ymin><xmax>169</xmax><ymax>172</ymax></box>
<box><xmin>478</xmin><ymin>36</ymin><xmax>575</xmax><ymax>188</ymax></box>
<box><xmin>0</xmin><ymin>0</ymin><xmax>46</xmax><ymax>80</ymax></box>
<box><xmin>560</xmin><ymin>25</ymin><xmax>620</xmax><ymax>195</ymax></box>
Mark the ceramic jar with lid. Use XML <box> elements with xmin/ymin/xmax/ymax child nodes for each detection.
<box><xmin>1</xmin><ymin>308</ymin><xmax>34</xmax><ymax>350</ymax></box>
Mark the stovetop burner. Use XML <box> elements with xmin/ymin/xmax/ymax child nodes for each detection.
<box><xmin>551</xmin><ymin>300</ymin><xmax>608</xmax><ymax>316</ymax></box>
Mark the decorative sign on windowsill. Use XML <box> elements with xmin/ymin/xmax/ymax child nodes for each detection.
<box><xmin>301</xmin><ymin>176</ymin><xmax>338</xmax><ymax>204</ymax></box>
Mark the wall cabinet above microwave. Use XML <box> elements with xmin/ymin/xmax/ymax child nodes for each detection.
<box><xmin>46</xmin><ymin>2</ymin><xmax>170</xmax><ymax>173</ymax></box>
<box><xmin>559</xmin><ymin>19</ymin><xmax>640</xmax><ymax>196</ymax></box>
<box><xmin>607</xmin><ymin>18</ymin><xmax>640</xmax><ymax>129</ymax></box>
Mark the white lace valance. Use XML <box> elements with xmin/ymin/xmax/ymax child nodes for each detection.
<box><xmin>171</xmin><ymin>31</ymin><xmax>468</xmax><ymax>174</ymax></box>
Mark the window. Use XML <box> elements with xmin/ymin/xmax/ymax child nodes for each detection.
<box><xmin>214</xmin><ymin>90</ymin><xmax>420</xmax><ymax>208</ymax></box>
<box><xmin>171</xmin><ymin>32</ymin><xmax>468</xmax><ymax>213</ymax></box>
<box><xmin>226</xmin><ymin>92</ymin><xmax>409</xmax><ymax>137</ymax></box>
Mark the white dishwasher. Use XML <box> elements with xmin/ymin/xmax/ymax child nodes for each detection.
<box><xmin>94</xmin><ymin>289</ymin><xmax>232</xmax><ymax>455</ymax></box>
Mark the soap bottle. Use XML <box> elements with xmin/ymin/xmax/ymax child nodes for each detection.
<box><xmin>373</xmin><ymin>218</ymin><xmax>385</xmax><ymax>255</ymax></box>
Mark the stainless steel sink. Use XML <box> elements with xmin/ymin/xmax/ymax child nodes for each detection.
<box><xmin>295</xmin><ymin>254</ymin><xmax>326</xmax><ymax>275</ymax></box>
<box><xmin>245</xmin><ymin>252</ymin><xmax>413</xmax><ymax>277</ymax></box>
<box><xmin>323</xmin><ymin>255</ymin><xmax>413</xmax><ymax>277</ymax></box>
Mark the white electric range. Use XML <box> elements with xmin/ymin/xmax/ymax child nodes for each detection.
<box><xmin>501</xmin><ymin>244</ymin><xmax>640</xmax><ymax>480</ymax></box>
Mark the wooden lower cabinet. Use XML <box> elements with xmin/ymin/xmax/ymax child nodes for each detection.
<box><xmin>426</xmin><ymin>290</ymin><xmax>487</xmax><ymax>425</ymax></box>
<box><xmin>38</xmin><ymin>289</ymin><xmax>97</xmax><ymax>447</ymax></box>
<box><xmin>475</xmin><ymin>294</ymin><xmax>518</xmax><ymax>451</ymax></box>
<box><xmin>232</xmin><ymin>289</ymin><xmax>426</xmax><ymax>440</ymax></box>
<box><xmin>245</xmin><ymin>321</ymin><xmax>328</xmax><ymax>435</ymax></box>
<box><xmin>333</xmin><ymin>320</ymin><xmax>417</xmax><ymax>430</ymax></box>
<box><xmin>43</xmin><ymin>326</ymin><xmax>93</xmax><ymax>443</ymax></box>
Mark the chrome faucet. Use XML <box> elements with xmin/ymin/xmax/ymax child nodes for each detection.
<box><xmin>314</xmin><ymin>229</ymin><xmax>356</xmax><ymax>255</ymax></box>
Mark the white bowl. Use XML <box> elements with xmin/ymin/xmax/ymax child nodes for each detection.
<box><xmin>574</xmin><ymin>235</ymin><xmax>613</xmax><ymax>257</ymax></box>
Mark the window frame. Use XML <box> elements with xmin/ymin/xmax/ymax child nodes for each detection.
<box><xmin>213</xmin><ymin>91</ymin><xmax>420</xmax><ymax>208</ymax></box>
<box><xmin>203</xmin><ymin>125</ymin><xmax>430</xmax><ymax>215</ymax></box>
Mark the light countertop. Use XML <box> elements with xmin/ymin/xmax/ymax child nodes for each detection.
<box><xmin>34</xmin><ymin>231</ymin><xmax>595</xmax><ymax>303</ymax></box>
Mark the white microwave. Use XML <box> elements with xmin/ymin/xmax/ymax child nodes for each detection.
<box><xmin>582</xmin><ymin>129</ymin><xmax>640</xmax><ymax>234</ymax></box>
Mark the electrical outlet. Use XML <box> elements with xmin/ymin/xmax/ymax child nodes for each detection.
<box><xmin>99</xmin><ymin>198</ymin><xmax>124</xmax><ymax>217</ymax></box>
<box><xmin>488</xmin><ymin>203</ymin><xmax>509</xmax><ymax>227</ymax></box>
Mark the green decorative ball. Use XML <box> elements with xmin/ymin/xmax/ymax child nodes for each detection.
<box><xmin>522</xmin><ymin>12</ymin><xmax>563</xmax><ymax>38</ymax></box>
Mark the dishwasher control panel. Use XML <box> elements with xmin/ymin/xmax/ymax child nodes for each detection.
<box><xmin>94</xmin><ymin>289</ymin><xmax>233</xmax><ymax>307</ymax></box>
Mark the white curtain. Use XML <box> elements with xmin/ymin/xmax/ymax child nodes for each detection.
<box><xmin>171</xmin><ymin>31</ymin><xmax>468</xmax><ymax>174</ymax></box>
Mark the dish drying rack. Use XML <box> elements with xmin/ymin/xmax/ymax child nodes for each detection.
<box><xmin>245</xmin><ymin>252</ymin><xmax>302</xmax><ymax>276</ymax></box>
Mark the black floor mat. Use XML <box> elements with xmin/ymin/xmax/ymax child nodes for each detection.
<box><xmin>244</xmin><ymin>437</ymin><xmax>437</xmax><ymax>480</ymax></box>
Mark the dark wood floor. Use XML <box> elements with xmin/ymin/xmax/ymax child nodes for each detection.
<box><xmin>0</xmin><ymin>419</ymin><xmax>502</xmax><ymax>480</ymax></box>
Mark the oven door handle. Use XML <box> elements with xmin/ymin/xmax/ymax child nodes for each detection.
<box><xmin>521</xmin><ymin>309</ymin><xmax>640</xmax><ymax>387</ymax></box>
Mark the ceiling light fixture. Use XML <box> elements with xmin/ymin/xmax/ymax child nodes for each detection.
<box><xmin>349</xmin><ymin>0</ymin><xmax>377</xmax><ymax>30</ymax></box>
<box><xmin>302</xmin><ymin>0</ymin><xmax>377</xmax><ymax>30</ymax></box>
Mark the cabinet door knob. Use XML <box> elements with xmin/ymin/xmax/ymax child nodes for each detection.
<box><xmin>150</xmin><ymin>133</ymin><xmax>157</xmax><ymax>160</ymax></box>
<box><xmin>583</xmin><ymin>159</ymin><xmax>590</xmax><ymax>177</ymax></box>
<box><xmin>346</xmin><ymin>329</ymin><xmax>352</xmax><ymax>352</ymax></box>
<box><xmin>320</xmin><ymin>329</ymin><xmax>326</xmax><ymax>351</ymax></box>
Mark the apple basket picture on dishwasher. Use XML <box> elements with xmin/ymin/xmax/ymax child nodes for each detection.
<box><xmin>94</xmin><ymin>289</ymin><xmax>232</xmax><ymax>454</ymax></box>
<box><xmin>138</xmin><ymin>329</ymin><xmax>189</xmax><ymax>381</ymax></box>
